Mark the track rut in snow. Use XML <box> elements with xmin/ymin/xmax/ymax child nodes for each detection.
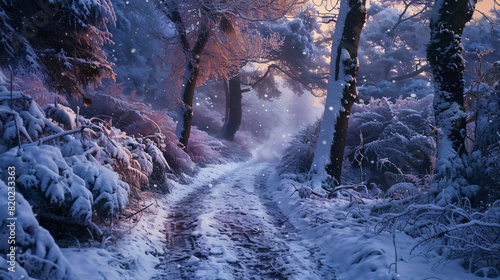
<box><xmin>153</xmin><ymin>162</ymin><xmax>335</xmax><ymax>280</ymax></box>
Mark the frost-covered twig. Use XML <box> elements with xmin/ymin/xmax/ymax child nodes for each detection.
<box><xmin>371</xmin><ymin>194</ymin><xmax>422</xmax><ymax>213</ymax></box>
<box><xmin>296</xmin><ymin>208</ymin><xmax>331</xmax><ymax>223</ymax></box>
<box><xmin>375</xmin><ymin>199</ymin><xmax>500</xmax><ymax>274</ymax></box>
<box><xmin>291</xmin><ymin>184</ymin><xmax>323</xmax><ymax>198</ymax></box>
<box><xmin>70</xmin><ymin>233</ymin><xmax>81</xmax><ymax>252</ymax></box>
<box><xmin>389</xmin><ymin>221</ymin><xmax>399</xmax><ymax>275</ymax></box>
<box><xmin>34</xmin><ymin>125</ymin><xmax>101</xmax><ymax>145</ymax></box>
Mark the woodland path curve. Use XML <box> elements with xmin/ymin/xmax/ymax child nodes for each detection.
<box><xmin>153</xmin><ymin>162</ymin><xmax>335</xmax><ymax>280</ymax></box>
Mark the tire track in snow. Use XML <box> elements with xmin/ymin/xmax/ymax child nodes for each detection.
<box><xmin>154</xmin><ymin>162</ymin><xmax>334</xmax><ymax>279</ymax></box>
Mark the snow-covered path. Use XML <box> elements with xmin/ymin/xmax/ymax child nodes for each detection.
<box><xmin>154</xmin><ymin>162</ymin><xmax>335</xmax><ymax>279</ymax></box>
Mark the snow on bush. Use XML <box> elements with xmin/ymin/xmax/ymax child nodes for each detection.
<box><xmin>122</xmin><ymin>137</ymin><xmax>154</xmax><ymax>177</ymax></box>
<box><xmin>347</xmin><ymin>96</ymin><xmax>436</xmax><ymax>190</ymax></box>
<box><xmin>66</xmin><ymin>154</ymin><xmax>130</xmax><ymax>218</ymax></box>
<box><xmin>0</xmin><ymin>145</ymin><xmax>93</xmax><ymax>224</ymax></box>
<box><xmin>120</xmin><ymin>134</ymin><xmax>175</xmax><ymax>193</ymax></box>
<box><xmin>0</xmin><ymin>181</ymin><xmax>79</xmax><ymax>280</ymax></box>
<box><xmin>186</xmin><ymin>128</ymin><xmax>227</xmax><ymax>165</ymax></box>
<box><xmin>0</xmin><ymin>89</ymin><xmax>69</xmax><ymax>153</ymax></box>
<box><xmin>466</xmin><ymin>82</ymin><xmax>500</xmax><ymax>207</ymax></box>
<box><xmin>358</xmin><ymin>80</ymin><xmax>434</xmax><ymax>102</ymax></box>
<box><xmin>278</xmin><ymin>96</ymin><xmax>436</xmax><ymax>191</ymax></box>
<box><xmin>375</xmin><ymin>199</ymin><xmax>500</xmax><ymax>277</ymax></box>
<box><xmin>384</xmin><ymin>182</ymin><xmax>419</xmax><ymax>199</ymax></box>
<box><xmin>0</xmin><ymin>87</ymin><xmax>136</xmax><ymax>222</ymax></box>
<box><xmin>70</xmin><ymin>92</ymin><xmax>196</xmax><ymax>175</ymax></box>
<box><xmin>44</xmin><ymin>104</ymin><xmax>77</xmax><ymax>130</ymax></box>
<box><xmin>276</xmin><ymin>119</ymin><xmax>320</xmax><ymax>177</ymax></box>
<box><xmin>143</xmin><ymin>138</ymin><xmax>173</xmax><ymax>193</ymax></box>
<box><xmin>94</xmin><ymin>127</ymin><xmax>147</xmax><ymax>191</ymax></box>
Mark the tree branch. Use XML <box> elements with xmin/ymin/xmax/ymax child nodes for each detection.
<box><xmin>387</xmin><ymin>65</ymin><xmax>431</xmax><ymax>82</ymax></box>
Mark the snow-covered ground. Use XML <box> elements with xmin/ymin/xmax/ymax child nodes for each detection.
<box><xmin>61</xmin><ymin>164</ymin><xmax>244</xmax><ymax>279</ymax></box>
<box><xmin>62</xmin><ymin>161</ymin><xmax>496</xmax><ymax>279</ymax></box>
<box><xmin>153</xmin><ymin>162</ymin><xmax>333</xmax><ymax>279</ymax></box>
<box><xmin>266</xmin><ymin>174</ymin><xmax>496</xmax><ymax>280</ymax></box>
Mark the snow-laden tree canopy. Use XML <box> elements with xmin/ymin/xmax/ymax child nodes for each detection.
<box><xmin>0</xmin><ymin>0</ymin><xmax>116</xmax><ymax>102</ymax></box>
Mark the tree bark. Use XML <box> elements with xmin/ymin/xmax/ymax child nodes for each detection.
<box><xmin>223</xmin><ymin>80</ymin><xmax>230</xmax><ymax>122</ymax></box>
<box><xmin>310</xmin><ymin>0</ymin><xmax>366</xmax><ymax>189</ymax></box>
<box><xmin>176</xmin><ymin>26</ymin><xmax>210</xmax><ymax>148</ymax></box>
<box><xmin>428</xmin><ymin>0</ymin><xmax>475</xmax><ymax>155</ymax></box>
<box><xmin>427</xmin><ymin>0</ymin><xmax>476</xmax><ymax>205</ymax></box>
<box><xmin>163</xmin><ymin>0</ymin><xmax>212</xmax><ymax>148</ymax></box>
<box><xmin>221</xmin><ymin>75</ymin><xmax>243</xmax><ymax>140</ymax></box>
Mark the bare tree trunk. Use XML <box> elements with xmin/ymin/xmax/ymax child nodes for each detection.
<box><xmin>427</xmin><ymin>0</ymin><xmax>476</xmax><ymax>205</ymax></box>
<box><xmin>221</xmin><ymin>75</ymin><xmax>243</xmax><ymax>140</ymax></box>
<box><xmin>310</xmin><ymin>0</ymin><xmax>366</xmax><ymax>189</ymax></box>
<box><xmin>176</xmin><ymin>26</ymin><xmax>210</xmax><ymax>148</ymax></box>
<box><xmin>223</xmin><ymin>80</ymin><xmax>230</xmax><ymax>123</ymax></box>
<box><xmin>163</xmin><ymin>0</ymin><xmax>212</xmax><ymax>148</ymax></box>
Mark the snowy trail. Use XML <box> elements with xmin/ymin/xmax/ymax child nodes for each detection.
<box><xmin>154</xmin><ymin>162</ymin><xmax>334</xmax><ymax>280</ymax></box>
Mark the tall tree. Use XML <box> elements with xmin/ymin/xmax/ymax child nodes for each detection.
<box><xmin>309</xmin><ymin>0</ymin><xmax>367</xmax><ymax>190</ymax></box>
<box><xmin>427</xmin><ymin>0</ymin><xmax>477</xmax><ymax>205</ymax></box>
<box><xmin>220</xmin><ymin>76</ymin><xmax>243</xmax><ymax>140</ymax></box>
<box><xmin>0</xmin><ymin>0</ymin><xmax>116</xmax><ymax>104</ymax></box>
<box><xmin>220</xmin><ymin>10</ymin><xmax>329</xmax><ymax>141</ymax></box>
<box><xmin>159</xmin><ymin>0</ymin><xmax>299</xmax><ymax>148</ymax></box>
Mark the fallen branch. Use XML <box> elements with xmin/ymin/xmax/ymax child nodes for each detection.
<box><xmin>125</xmin><ymin>203</ymin><xmax>154</xmax><ymax>219</ymax></box>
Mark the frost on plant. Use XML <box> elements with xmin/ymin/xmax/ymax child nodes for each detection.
<box><xmin>0</xmin><ymin>145</ymin><xmax>93</xmax><ymax>224</ymax></box>
<box><xmin>0</xmin><ymin>181</ymin><xmax>79</xmax><ymax>280</ymax></box>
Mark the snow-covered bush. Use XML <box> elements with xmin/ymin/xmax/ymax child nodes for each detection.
<box><xmin>186</xmin><ymin>129</ymin><xmax>227</xmax><ymax>165</ymax></box>
<box><xmin>44</xmin><ymin>104</ymin><xmax>77</xmax><ymax>130</ymax></box>
<box><xmin>94</xmin><ymin>127</ymin><xmax>148</xmax><ymax>191</ymax></box>
<box><xmin>467</xmin><ymin>82</ymin><xmax>500</xmax><ymax>207</ymax></box>
<box><xmin>357</xmin><ymin>79</ymin><xmax>434</xmax><ymax>102</ymax></box>
<box><xmin>66</xmin><ymin>154</ymin><xmax>130</xmax><ymax>218</ymax></box>
<box><xmin>277</xmin><ymin>120</ymin><xmax>320</xmax><ymax>176</ymax></box>
<box><xmin>277</xmin><ymin>96</ymin><xmax>435</xmax><ymax>191</ymax></box>
<box><xmin>0</xmin><ymin>87</ymin><xmax>135</xmax><ymax>222</ymax></box>
<box><xmin>143</xmin><ymin>138</ymin><xmax>173</xmax><ymax>193</ymax></box>
<box><xmin>70</xmin><ymin>92</ymin><xmax>198</xmax><ymax>176</ymax></box>
<box><xmin>122</xmin><ymin>137</ymin><xmax>154</xmax><ymax>177</ymax></box>
<box><xmin>0</xmin><ymin>145</ymin><xmax>93</xmax><ymax>224</ymax></box>
<box><xmin>347</xmin><ymin>96</ymin><xmax>436</xmax><ymax>190</ymax></box>
<box><xmin>375</xmin><ymin>200</ymin><xmax>500</xmax><ymax>277</ymax></box>
<box><xmin>0</xmin><ymin>89</ymin><xmax>68</xmax><ymax>153</ymax></box>
<box><xmin>0</xmin><ymin>181</ymin><xmax>79</xmax><ymax>280</ymax></box>
<box><xmin>384</xmin><ymin>182</ymin><xmax>419</xmax><ymax>199</ymax></box>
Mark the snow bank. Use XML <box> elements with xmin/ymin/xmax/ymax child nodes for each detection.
<box><xmin>266</xmin><ymin>172</ymin><xmax>492</xmax><ymax>280</ymax></box>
